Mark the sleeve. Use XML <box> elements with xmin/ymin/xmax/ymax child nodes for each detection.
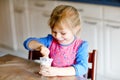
<box><xmin>72</xmin><ymin>41</ymin><xmax>89</xmax><ymax>76</ymax></box>
<box><xmin>23</xmin><ymin>34</ymin><xmax>53</xmax><ymax>50</ymax></box>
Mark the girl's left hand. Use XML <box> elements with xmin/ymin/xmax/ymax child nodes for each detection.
<box><xmin>39</xmin><ymin>66</ymin><xmax>59</xmax><ymax>76</ymax></box>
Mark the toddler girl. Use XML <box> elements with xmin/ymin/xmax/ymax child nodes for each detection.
<box><xmin>23</xmin><ymin>5</ymin><xmax>88</xmax><ymax>76</ymax></box>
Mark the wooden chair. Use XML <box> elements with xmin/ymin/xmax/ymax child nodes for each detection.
<box><xmin>87</xmin><ymin>50</ymin><xmax>97</xmax><ymax>80</ymax></box>
<box><xmin>28</xmin><ymin>50</ymin><xmax>42</xmax><ymax>60</ymax></box>
<box><xmin>28</xmin><ymin>50</ymin><xmax>97</xmax><ymax>80</ymax></box>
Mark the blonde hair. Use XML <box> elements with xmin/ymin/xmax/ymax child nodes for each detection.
<box><xmin>48</xmin><ymin>5</ymin><xmax>81</xmax><ymax>36</ymax></box>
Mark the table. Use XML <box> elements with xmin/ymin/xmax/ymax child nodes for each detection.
<box><xmin>0</xmin><ymin>54</ymin><xmax>86</xmax><ymax>80</ymax></box>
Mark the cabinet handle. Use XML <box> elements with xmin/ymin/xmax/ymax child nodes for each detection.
<box><xmin>84</xmin><ymin>20</ymin><xmax>97</xmax><ymax>25</ymax></box>
<box><xmin>77</xmin><ymin>9</ymin><xmax>84</xmax><ymax>12</ymax></box>
<box><xmin>14</xmin><ymin>8</ymin><xmax>24</xmax><ymax>13</ymax></box>
<box><xmin>106</xmin><ymin>24</ymin><xmax>120</xmax><ymax>29</ymax></box>
<box><xmin>34</xmin><ymin>3</ymin><xmax>45</xmax><ymax>7</ymax></box>
<box><xmin>42</xmin><ymin>11</ymin><xmax>51</xmax><ymax>17</ymax></box>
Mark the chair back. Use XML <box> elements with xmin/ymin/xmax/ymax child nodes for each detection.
<box><xmin>28</xmin><ymin>51</ymin><xmax>42</xmax><ymax>60</ymax></box>
<box><xmin>88</xmin><ymin>50</ymin><xmax>97</xmax><ymax>80</ymax></box>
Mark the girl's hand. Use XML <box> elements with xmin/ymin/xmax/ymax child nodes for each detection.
<box><xmin>28</xmin><ymin>40</ymin><xmax>50</xmax><ymax>57</ymax></box>
<box><xmin>39</xmin><ymin>45</ymin><xmax>50</xmax><ymax>57</ymax></box>
<box><xmin>39</xmin><ymin>66</ymin><xmax>59</xmax><ymax>76</ymax></box>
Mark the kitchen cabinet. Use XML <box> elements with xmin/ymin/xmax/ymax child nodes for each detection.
<box><xmin>103</xmin><ymin>6</ymin><xmax>120</xmax><ymax>22</ymax></box>
<box><xmin>13</xmin><ymin>0</ymin><xmax>30</xmax><ymax>51</ymax></box>
<box><xmin>81</xmin><ymin>18</ymin><xmax>104</xmax><ymax>80</ymax></box>
<box><xmin>80</xmin><ymin>18</ymin><xmax>101</xmax><ymax>51</ymax></box>
<box><xmin>65</xmin><ymin>3</ymin><xmax>120</xmax><ymax>79</ymax></box>
<box><xmin>13</xmin><ymin>0</ymin><xmax>57</xmax><ymax>50</ymax></box>
<box><xmin>0</xmin><ymin>0</ymin><xmax>17</xmax><ymax>50</ymax></box>
<box><xmin>13</xmin><ymin>0</ymin><xmax>55</xmax><ymax>51</ymax></box>
<box><xmin>29</xmin><ymin>9</ymin><xmax>51</xmax><ymax>37</ymax></box>
<box><xmin>56</xmin><ymin>1</ymin><xmax>103</xmax><ymax>19</ymax></box>
<box><xmin>102</xmin><ymin>6</ymin><xmax>120</xmax><ymax>79</ymax></box>
<box><xmin>103</xmin><ymin>20</ymin><xmax>120</xmax><ymax>79</ymax></box>
<box><xmin>0</xmin><ymin>0</ymin><xmax>56</xmax><ymax>51</ymax></box>
<box><xmin>28</xmin><ymin>0</ymin><xmax>53</xmax><ymax>37</ymax></box>
<box><xmin>0</xmin><ymin>0</ymin><xmax>120</xmax><ymax>79</ymax></box>
<box><xmin>0</xmin><ymin>0</ymin><xmax>30</xmax><ymax>51</ymax></box>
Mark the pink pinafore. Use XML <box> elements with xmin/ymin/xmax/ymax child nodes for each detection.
<box><xmin>49</xmin><ymin>38</ymin><xmax>82</xmax><ymax>67</ymax></box>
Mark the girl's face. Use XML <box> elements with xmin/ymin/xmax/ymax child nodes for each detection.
<box><xmin>51</xmin><ymin>23</ymin><xmax>75</xmax><ymax>45</ymax></box>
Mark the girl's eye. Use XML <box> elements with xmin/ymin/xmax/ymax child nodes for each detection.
<box><xmin>61</xmin><ymin>33</ymin><xmax>66</xmax><ymax>35</ymax></box>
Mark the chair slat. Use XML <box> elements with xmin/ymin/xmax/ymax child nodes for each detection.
<box><xmin>88</xmin><ymin>50</ymin><xmax>97</xmax><ymax>80</ymax></box>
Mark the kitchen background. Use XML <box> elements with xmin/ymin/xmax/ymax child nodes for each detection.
<box><xmin>0</xmin><ymin>0</ymin><xmax>120</xmax><ymax>80</ymax></box>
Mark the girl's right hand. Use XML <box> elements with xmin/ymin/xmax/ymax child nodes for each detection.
<box><xmin>39</xmin><ymin>45</ymin><xmax>50</xmax><ymax>57</ymax></box>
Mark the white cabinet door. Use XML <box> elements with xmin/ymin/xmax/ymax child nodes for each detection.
<box><xmin>56</xmin><ymin>1</ymin><xmax>103</xmax><ymax>19</ymax></box>
<box><xmin>13</xmin><ymin>0</ymin><xmax>30</xmax><ymax>51</ymax></box>
<box><xmin>29</xmin><ymin>9</ymin><xmax>51</xmax><ymax>37</ymax></box>
<box><xmin>14</xmin><ymin>8</ymin><xmax>29</xmax><ymax>51</ymax></box>
<box><xmin>80</xmin><ymin>18</ymin><xmax>101</xmax><ymax>51</ymax></box>
<box><xmin>103</xmin><ymin>6</ymin><xmax>120</xmax><ymax>22</ymax></box>
<box><xmin>0</xmin><ymin>0</ymin><xmax>17</xmax><ymax>50</ymax></box>
<box><xmin>103</xmin><ymin>21</ymin><xmax>120</xmax><ymax>79</ymax></box>
<box><xmin>80</xmin><ymin>18</ymin><xmax>104</xmax><ymax>77</ymax></box>
<box><xmin>28</xmin><ymin>0</ymin><xmax>56</xmax><ymax>37</ymax></box>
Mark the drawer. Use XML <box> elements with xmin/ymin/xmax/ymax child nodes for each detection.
<box><xmin>103</xmin><ymin>6</ymin><xmax>120</xmax><ymax>22</ymax></box>
<box><xmin>13</xmin><ymin>0</ymin><xmax>25</xmax><ymax>7</ymax></box>
<box><xmin>104</xmin><ymin>21</ymin><xmax>120</xmax><ymax>29</ymax></box>
<box><xmin>56</xmin><ymin>1</ymin><xmax>103</xmax><ymax>19</ymax></box>
<box><xmin>28</xmin><ymin>0</ymin><xmax>56</xmax><ymax>11</ymax></box>
<box><xmin>13</xmin><ymin>0</ymin><xmax>26</xmax><ymax>13</ymax></box>
<box><xmin>74</xmin><ymin>3</ymin><xmax>103</xmax><ymax>19</ymax></box>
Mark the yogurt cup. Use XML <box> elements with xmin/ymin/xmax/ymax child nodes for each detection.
<box><xmin>39</xmin><ymin>57</ymin><xmax>53</xmax><ymax>67</ymax></box>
